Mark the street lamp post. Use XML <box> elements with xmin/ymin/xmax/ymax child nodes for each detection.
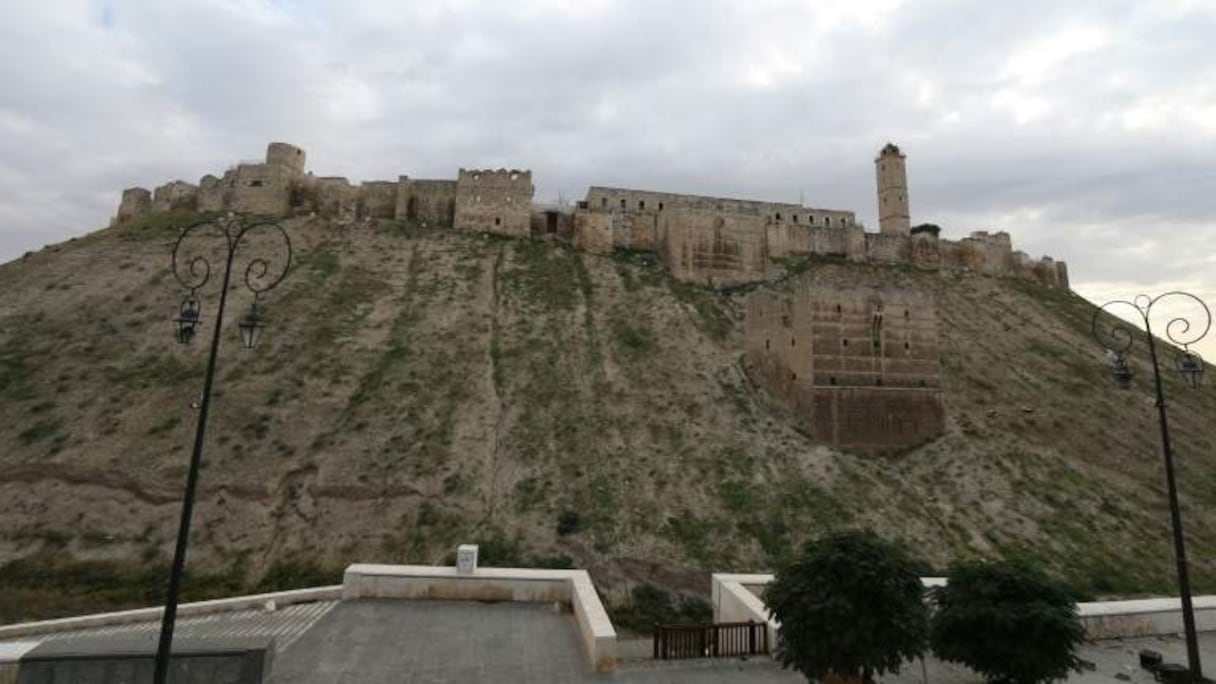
<box><xmin>1092</xmin><ymin>291</ymin><xmax>1210</xmax><ymax>680</ymax></box>
<box><xmin>154</xmin><ymin>214</ymin><xmax>292</xmax><ymax>684</ymax></box>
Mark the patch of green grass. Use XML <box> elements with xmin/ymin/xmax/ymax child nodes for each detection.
<box><xmin>147</xmin><ymin>415</ymin><xmax>182</xmax><ymax>435</ymax></box>
<box><xmin>18</xmin><ymin>417</ymin><xmax>63</xmax><ymax>445</ymax></box>
<box><xmin>717</xmin><ymin>480</ymin><xmax>759</xmax><ymax>513</ymax></box>
<box><xmin>116</xmin><ymin>210</ymin><xmax>220</xmax><ymax>243</ymax></box>
<box><xmin>499</xmin><ymin>241</ymin><xmax>585</xmax><ymax>310</ymax></box>
<box><xmin>514</xmin><ymin>477</ymin><xmax>547</xmax><ymax>513</ymax></box>
<box><xmin>0</xmin><ymin>550</ymin><xmax>248</xmax><ymax>623</ymax></box>
<box><xmin>612</xmin><ymin>319</ymin><xmax>655</xmax><ymax>360</ymax></box>
<box><xmin>610</xmin><ymin>249</ymin><xmax>665</xmax><ymax>292</ymax></box>
<box><xmin>608</xmin><ymin>583</ymin><xmax>713</xmax><ymax>635</ymax></box>
<box><xmin>253</xmin><ymin>555</ymin><xmax>341</xmax><ymax>593</ymax></box>
<box><xmin>308</xmin><ymin>247</ymin><xmax>340</xmax><ymax>282</ymax></box>
<box><xmin>668</xmin><ymin>280</ymin><xmax>733</xmax><ymax>341</ymax></box>
<box><xmin>103</xmin><ymin>354</ymin><xmax>199</xmax><ymax>388</ymax></box>
<box><xmin>663</xmin><ymin>510</ymin><xmax>714</xmax><ymax>564</ymax></box>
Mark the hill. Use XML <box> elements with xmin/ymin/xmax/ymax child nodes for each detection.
<box><xmin>1</xmin><ymin>212</ymin><xmax>1214</xmax><ymax>622</ymax></box>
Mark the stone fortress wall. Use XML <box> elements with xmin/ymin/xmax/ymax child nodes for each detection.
<box><xmin>743</xmin><ymin>285</ymin><xmax>945</xmax><ymax>452</ymax></box>
<box><xmin>110</xmin><ymin>141</ymin><xmax>1068</xmax><ymax>291</ymax></box>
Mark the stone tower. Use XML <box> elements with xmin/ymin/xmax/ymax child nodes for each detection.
<box><xmin>876</xmin><ymin>143</ymin><xmax>910</xmax><ymax>236</ymax></box>
<box><xmin>266</xmin><ymin>142</ymin><xmax>306</xmax><ymax>175</ymax></box>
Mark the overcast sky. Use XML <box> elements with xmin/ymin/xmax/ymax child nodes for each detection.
<box><xmin>3</xmin><ymin>0</ymin><xmax>1215</xmax><ymax>358</ymax></box>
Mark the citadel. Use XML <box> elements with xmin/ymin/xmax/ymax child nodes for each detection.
<box><xmin>113</xmin><ymin>142</ymin><xmax>1068</xmax><ymax>291</ymax></box>
<box><xmin>112</xmin><ymin>142</ymin><xmax>1069</xmax><ymax>452</ymax></box>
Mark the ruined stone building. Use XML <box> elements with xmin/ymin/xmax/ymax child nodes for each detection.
<box><xmin>112</xmin><ymin>141</ymin><xmax>1069</xmax><ymax>292</ymax></box>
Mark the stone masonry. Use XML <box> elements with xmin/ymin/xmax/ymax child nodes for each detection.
<box><xmin>744</xmin><ymin>284</ymin><xmax>945</xmax><ymax>452</ymax></box>
<box><xmin>876</xmin><ymin>142</ymin><xmax>910</xmax><ymax>235</ymax></box>
<box><xmin>111</xmin><ymin>142</ymin><xmax>1069</xmax><ymax>290</ymax></box>
<box><xmin>453</xmin><ymin>169</ymin><xmax>534</xmax><ymax>237</ymax></box>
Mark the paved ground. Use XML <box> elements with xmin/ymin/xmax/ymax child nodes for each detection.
<box><xmin>4</xmin><ymin>599</ymin><xmax>1216</xmax><ymax>682</ymax></box>
<box><xmin>269</xmin><ymin>600</ymin><xmax>812</xmax><ymax>684</ymax></box>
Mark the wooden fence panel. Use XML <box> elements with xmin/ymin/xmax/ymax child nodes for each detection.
<box><xmin>654</xmin><ymin>621</ymin><xmax>769</xmax><ymax>660</ymax></box>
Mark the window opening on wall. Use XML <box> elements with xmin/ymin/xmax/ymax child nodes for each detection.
<box><xmin>775</xmin><ymin>213</ymin><xmax>782</xmax><ymax>221</ymax></box>
<box><xmin>249</xmin><ymin>180</ymin><xmax>264</xmax><ymax>187</ymax></box>
<box><xmin>620</xmin><ymin>199</ymin><xmax>626</xmax><ymax>209</ymax></box>
<box><xmin>829</xmin><ymin>377</ymin><xmax>836</xmax><ymax>385</ymax></box>
<box><xmin>836</xmin><ymin>304</ymin><xmax>842</xmax><ymax>314</ymax></box>
<box><xmin>842</xmin><ymin>338</ymin><xmax>849</xmax><ymax>347</ymax></box>
<box><xmin>791</xmin><ymin>338</ymin><xmax>796</xmax><ymax>347</ymax></box>
<box><xmin>876</xmin><ymin>378</ymin><xmax>883</xmax><ymax>386</ymax></box>
<box><xmin>765</xmin><ymin>339</ymin><xmax>770</xmax><ymax>350</ymax></box>
<box><xmin>791</xmin><ymin>372</ymin><xmax>797</xmax><ymax>381</ymax></box>
<box><xmin>793</xmin><ymin>215</ymin><xmax>798</xmax><ymax>223</ymax></box>
<box><xmin>871</xmin><ymin>306</ymin><xmax>884</xmax><ymax>352</ymax></box>
<box><xmin>659</xmin><ymin>202</ymin><xmax>664</xmax><ymax>211</ymax></box>
<box><xmin>601</xmin><ymin>198</ymin><xmax>607</xmax><ymax>208</ymax></box>
<box><xmin>495</xmin><ymin>217</ymin><xmax>501</xmax><ymax>225</ymax></box>
<box><xmin>639</xmin><ymin>200</ymin><xmax>645</xmax><ymax>210</ymax></box>
<box><xmin>904</xmin><ymin>341</ymin><xmax>910</xmax><ymax>350</ymax></box>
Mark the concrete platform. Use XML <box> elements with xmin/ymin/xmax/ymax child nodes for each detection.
<box><xmin>4</xmin><ymin>597</ymin><xmax>1216</xmax><ymax>683</ymax></box>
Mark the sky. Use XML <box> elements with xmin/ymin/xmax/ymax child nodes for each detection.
<box><xmin>2</xmin><ymin>0</ymin><xmax>1215</xmax><ymax>360</ymax></box>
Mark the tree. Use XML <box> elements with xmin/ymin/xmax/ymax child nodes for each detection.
<box><xmin>930</xmin><ymin>559</ymin><xmax>1085</xmax><ymax>684</ymax></box>
<box><xmin>764</xmin><ymin>531</ymin><xmax>929</xmax><ymax>682</ymax></box>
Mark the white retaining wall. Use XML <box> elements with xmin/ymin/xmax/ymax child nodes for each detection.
<box><xmin>1080</xmin><ymin>596</ymin><xmax>1216</xmax><ymax>639</ymax></box>
<box><xmin>711</xmin><ymin>573</ymin><xmax>1216</xmax><ymax>642</ymax></box>
<box><xmin>341</xmin><ymin>563</ymin><xmax>618</xmax><ymax>672</ymax></box>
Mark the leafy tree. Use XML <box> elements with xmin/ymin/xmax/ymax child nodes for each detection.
<box><xmin>930</xmin><ymin>559</ymin><xmax>1085</xmax><ymax>684</ymax></box>
<box><xmin>764</xmin><ymin>531</ymin><xmax>929</xmax><ymax>682</ymax></box>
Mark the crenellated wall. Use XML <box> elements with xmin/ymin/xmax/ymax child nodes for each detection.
<box><xmin>396</xmin><ymin>178</ymin><xmax>457</xmax><ymax>227</ymax></box>
<box><xmin>454</xmin><ymin>169</ymin><xmax>533</xmax><ymax>237</ymax></box>
<box><xmin>109</xmin><ymin>141</ymin><xmax>1070</xmax><ymax>292</ymax></box>
<box><xmin>151</xmin><ymin>181</ymin><xmax>198</xmax><ymax>213</ymax></box>
<box><xmin>357</xmin><ymin>181</ymin><xmax>398</xmax><ymax>219</ymax></box>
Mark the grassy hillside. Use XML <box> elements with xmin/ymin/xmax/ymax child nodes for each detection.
<box><xmin>1</xmin><ymin>212</ymin><xmax>1214</xmax><ymax>622</ymax></box>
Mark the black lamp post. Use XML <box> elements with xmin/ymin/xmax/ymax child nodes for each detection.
<box><xmin>1092</xmin><ymin>291</ymin><xmax>1211</xmax><ymax>680</ymax></box>
<box><xmin>154</xmin><ymin>214</ymin><xmax>291</xmax><ymax>684</ymax></box>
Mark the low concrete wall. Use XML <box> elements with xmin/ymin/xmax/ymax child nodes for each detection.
<box><xmin>0</xmin><ymin>586</ymin><xmax>341</xmax><ymax>641</ymax></box>
<box><xmin>1080</xmin><ymin>596</ymin><xmax>1216</xmax><ymax>639</ymax></box>
<box><xmin>711</xmin><ymin>574</ymin><xmax>779</xmax><ymax>653</ymax></box>
<box><xmin>710</xmin><ymin>573</ymin><xmax>1216</xmax><ymax>642</ymax></box>
<box><xmin>342</xmin><ymin>564</ymin><xmax>618</xmax><ymax>672</ymax></box>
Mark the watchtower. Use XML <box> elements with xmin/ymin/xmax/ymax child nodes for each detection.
<box><xmin>876</xmin><ymin>143</ymin><xmax>910</xmax><ymax>236</ymax></box>
<box><xmin>266</xmin><ymin>142</ymin><xmax>306</xmax><ymax>176</ymax></box>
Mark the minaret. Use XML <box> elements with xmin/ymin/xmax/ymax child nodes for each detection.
<box><xmin>876</xmin><ymin>143</ymin><xmax>910</xmax><ymax>235</ymax></box>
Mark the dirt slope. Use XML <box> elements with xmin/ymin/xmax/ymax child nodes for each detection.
<box><xmin>1</xmin><ymin>212</ymin><xmax>1213</xmax><ymax>621</ymax></box>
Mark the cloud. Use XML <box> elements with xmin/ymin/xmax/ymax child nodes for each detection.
<box><xmin>1</xmin><ymin>0</ymin><xmax>1215</xmax><ymax>359</ymax></box>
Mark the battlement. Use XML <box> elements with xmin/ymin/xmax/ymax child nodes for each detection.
<box><xmin>454</xmin><ymin>169</ymin><xmax>533</xmax><ymax>237</ymax></box>
<box><xmin>108</xmin><ymin>141</ymin><xmax>1070</xmax><ymax>290</ymax></box>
